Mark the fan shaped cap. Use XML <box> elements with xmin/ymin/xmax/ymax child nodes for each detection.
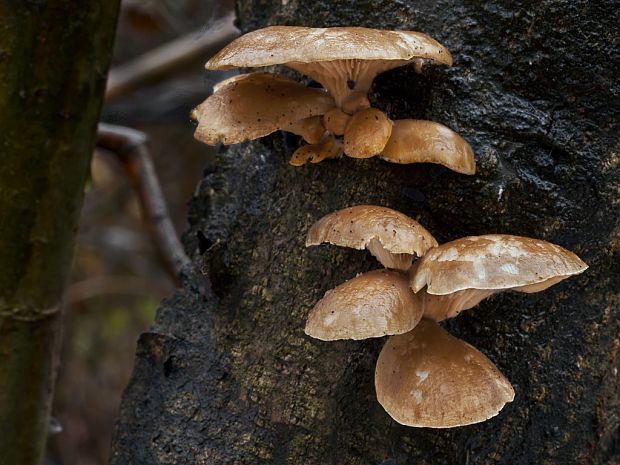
<box><xmin>410</xmin><ymin>234</ymin><xmax>588</xmax><ymax>296</ymax></box>
<box><xmin>306</xmin><ymin>205</ymin><xmax>437</xmax><ymax>271</ymax></box>
<box><xmin>380</xmin><ymin>120</ymin><xmax>475</xmax><ymax>174</ymax></box>
<box><xmin>305</xmin><ymin>269</ymin><xmax>423</xmax><ymax>341</ymax></box>
<box><xmin>191</xmin><ymin>72</ymin><xmax>334</xmax><ymax>145</ymax></box>
<box><xmin>206</xmin><ymin>26</ymin><xmax>452</xmax><ymax>108</ymax></box>
<box><xmin>375</xmin><ymin>319</ymin><xmax>515</xmax><ymax>428</ymax></box>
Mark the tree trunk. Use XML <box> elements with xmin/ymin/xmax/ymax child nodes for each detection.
<box><xmin>0</xmin><ymin>2</ymin><xmax>120</xmax><ymax>464</ymax></box>
<box><xmin>111</xmin><ymin>1</ymin><xmax>620</xmax><ymax>464</ymax></box>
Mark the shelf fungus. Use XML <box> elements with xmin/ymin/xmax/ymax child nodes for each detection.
<box><xmin>304</xmin><ymin>269</ymin><xmax>423</xmax><ymax>341</ymax></box>
<box><xmin>375</xmin><ymin>319</ymin><xmax>515</xmax><ymax>428</ymax></box>
<box><xmin>193</xmin><ymin>26</ymin><xmax>475</xmax><ymax>172</ymax></box>
<box><xmin>410</xmin><ymin>235</ymin><xmax>589</xmax><ymax>321</ymax></box>
<box><xmin>306</xmin><ymin>205</ymin><xmax>437</xmax><ymax>271</ymax></box>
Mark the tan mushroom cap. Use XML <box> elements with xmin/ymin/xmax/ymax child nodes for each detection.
<box><xmin>343</xmin><ymin>108</ymin><xmax>393</xmax><ymax>158</ymax></box>
<box><xmin>306</xmin><ymin>205</ymin><xmax>438</xmax><ymax>270</ymax></box>
<box><xmin>191</xmin><ymin>72</ymin><xmax>335</xmax><ymax>145</ymax></box>
<box><xmin>305</xmin><ymin>269</ymin><xmax>423</xmax><ymax>341</ymax></box>
<box><xmin>411</xmin><ymin>234</ymin><xmax>588</xmax><ymax>296</ymax></box>
<box><xmin>375</xmin><ymin>319</ymin><xmax>515</xmax><ymax>428</ymax></box>
<box><xmin>380</xmin><ymin>120</ymin><xmax>476</xmax><ymax>174</ymax></box>
<box><xmin>207</xmin><ymin>26</ymin><xmax>452</xmax><ymax>107</ymax></box>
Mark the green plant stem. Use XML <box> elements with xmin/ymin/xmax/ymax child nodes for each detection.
<box><xmin>0</xmin><ymin>2</ymin><xmax>121</xmax><ymax>464</ymax></box>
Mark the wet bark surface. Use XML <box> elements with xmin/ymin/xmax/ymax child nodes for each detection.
<box><xmin>111</xmin><ymin>1</ymin><xmax>620</xmax><ymax>464</ymax></box>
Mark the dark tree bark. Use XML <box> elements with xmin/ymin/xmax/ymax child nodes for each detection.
<box><xmin>111</xmin><ymin>1</ymin><xmax>620</xmax><ymax>464</ymax></box>
<box><xmin>0</xmin><ymin>2</ymin><xmax>120</xmax><ymax>464</ymax></box>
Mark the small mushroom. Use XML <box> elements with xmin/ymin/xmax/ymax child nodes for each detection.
<box><xmin>380</xmin><ymin>120</ymin><xmax>476</xmax><ymax>174</ymax></box>
<box><xmin>305</xmin><ymin>269</ymin><xmax>423</xmax><ymax>341</ymax></box>
<box><xmin>410</xmin><ymin>234</ymin><xmax>588</xmax><ymax>321</ymax></box>
<box><xmin>289</xmin><ymin>134</ymin><xmax>342</xmax><ymax>166</ymax></box>
<box><xmin>206</xmin><ymin>26</ymin><xmax>452</xmax><ymax>109</ymax></box>
<box><xmin>306</xmin><ymin>205</ymin><xmax>438</xmax><ymax>271</ymax></box>
<box><xmin>191</xmin><ymin>72</ymin><xmax>335</xmax><ymax>145</ymax></box>
<box><xmin>287</xmin><ymin>116</ymin><xmax>327</xmax><ymax>144</ymax></box>
<box><xmin>375</xmin><ymin>319</ymin><xmax>515</xmax><ymax>428</ymax></box>
<box><xmin>343</xmin><ymin>108</ymin><xmax>393</xmax><ymax>159</ymax></box>
<box><xmin>323</xmin><ymin>108</ymin><xmax>351</xmax><ymax>136</ymax></box>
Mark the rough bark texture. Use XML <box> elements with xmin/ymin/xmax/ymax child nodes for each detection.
<box><xmin>112</xmin><ymin>1</ymin><xmax>620</xmax><ymax>464</ymax></box>
<box><xmin>0</xmin><ymin>2</ymin><xmax>120</xmax><ymax>464</ymax></box>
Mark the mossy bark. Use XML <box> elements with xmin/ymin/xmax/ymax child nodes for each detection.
<box><xmin>112</xmin><ymin>1</ymin><xmax>620</xmax><ymax>464</ymax></box>
<box><xmin>0</xmin><ymin>2</ymin><xmax>120</xmax><ymax>464</ymax></box>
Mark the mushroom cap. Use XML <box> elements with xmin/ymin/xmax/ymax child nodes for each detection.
<box><xmin>305</xmin><ymin>269</ymin><xmax>423</xmax><ymax>341</ymax></box>
<box><xmin>206</xmin><ymin>26</ymin><xmax>452</xmax><ymax>70</ymax></box>
<box><xmin>343</xmin><ymin>108</ymin><xmax>393</xmax><ymax>158</ymax></box>
<box><xmin>289</xmin><ymin>134</ymin><xmax>342</xmax><ymax>166</ymax></box>
<box><xmin>191</xmin><ymin>72</ymin><xmax>335</xmax><ymax>145</ymax></box>
<box><xmin>380</xmin><ymin>120</ymin><xmax>476</xmax><ymax>174</ymax></box>
<box><xmin>306</xmin><ymin>205</ymin><xmax>438</xmax><ymax>259</ymax></box>
<box><xmin>375</xmin><ymin>319</ymin><xmax>515</xmax><ymax>428</ymax></box>
<box><xmin>411</xmin><ymin>234</ymin><xmax>588</xmax><ymax>295</ymax></box>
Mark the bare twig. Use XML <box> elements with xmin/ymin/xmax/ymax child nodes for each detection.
<box><xmin>105</xmin><ymin>11</ymin><xmax>240</xmax><ymax>101</ymax></box>
<box><xmin>96</xmin><ymin>123</ymin><xmax>190</xmax><ymax>283</ymax></box>
<box><xmin>66</xmin><ymin>275</ymin><xmax>173</xmax><ymax>306</ymax></box>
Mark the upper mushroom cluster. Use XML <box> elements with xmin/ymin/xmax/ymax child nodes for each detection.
<box><xmin>192</xmin><ymin>26</ymin><xmax>475</xmax><ymax>174</ymax></box>
<box><xmin>304</xmin><ymin>205</ymin><xmax>587</xmax><ymax>427</ymax></box>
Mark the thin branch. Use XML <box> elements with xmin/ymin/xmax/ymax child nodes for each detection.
<box><xmin>96</xmin><ymin>123</ymin><xmax>190</xmax><ymax>283</ymax></box>
<box><xmin>65</xmin><ymin>275</ymin><xmax>173</xmax><ymax>306</ymax></box>
<box><xmin>105</xmin><ymin>12</ymin><xmax>240</xmax><ymax>101</ymax></box>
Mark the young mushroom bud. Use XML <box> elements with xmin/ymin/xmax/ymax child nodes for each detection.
<box><xmin>410</xmin><ymin>234</ymin><xmax>588</xmax><ymax>321</ymax></box>
<box><xmin>191</xmin><ymin>72</ymin><xmax>335</xmax><ymax>145</ymax></box>
<box><xmin>289</xmin><ymin>134</ymin><xmax>342</xmax><ymax>166</ymax></box>
<box><xmin>380</xmin><ymin>120</ymin><xmax>476</xmax><ymax>174</ymax></box>
<box><xmin>305</xmin><ymin>269</ymin><xmax>423</xmax><ymax>341</ymax></box>
<box><xmin>343</xmin><ymin>109</ymin><xmax>393</xmax><ymax>159</ymax></box>
<box><xmin>375</xmin><ymin>319</ymin><xmax>515</xmax><ymax>428</ymax></box>
<box><xmin>286</xmin><ymin>116</ymin><xmax>327</xmax><ymax>144</ymax></box>
<box><xmin>323</xmin><ymin>108</ymin><xmax>351</xmax><ymax>136</ymax></box>
<box><xmin>306</xmin><ymin>205</ymin><xmax>437</xmax><ymax>271</ymax></box>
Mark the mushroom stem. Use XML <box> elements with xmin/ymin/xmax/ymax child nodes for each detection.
<box><xmin>367</xmin><ymin>238</ymin><xmax>413</xmax><ymax>271</ymax></box>
<box><xmin>288</xmin><ymin>59</ymin><xmax>406</xmax><ymax>109</ymax></box>
<box><xmin>418</xmin><ymin>289</ymin><xmax>495</xmax><ymax>321</ymax></box>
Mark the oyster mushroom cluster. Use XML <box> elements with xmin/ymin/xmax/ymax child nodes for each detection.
<box><xmin>304</xmin><ymin>205</ymin><xmax>588</xmax><ymax>428</ymax></box>
<box><xmin>192</xmin><ymin>26</ymin><xmax>475</xmax><ymax>174</ymax></box>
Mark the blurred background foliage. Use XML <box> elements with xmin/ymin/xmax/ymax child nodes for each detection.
<box><xmin>48</xmin><ymin>1</ymin><xmax>233</xmax><ymax>463</ymax></box>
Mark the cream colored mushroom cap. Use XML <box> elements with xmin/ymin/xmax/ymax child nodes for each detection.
<box><xmin>375</xmin><ymin>319</ymin><xmax>515</xmax><ymax>428</ymax></box>
<box><xmin>380</xmin><ymin>120</ymin><xmax>476</xmax><ymax>174</ymax></box>
<box><xmin>305</xmin><ymin>269</ymin><xmax>423</xmax><ymax>341</ymax></box>
<box><xmin>206</xmin><ymin>26</ymin><xmax>452</xmax><ymax>69</ymax></box>
<box><xmin>191</xmin><ymin>72</ymin><xmax>335</xmax><ymax>145</ymax></box>
<box><xmin>306</xmin><ymin>205</ymin><xmax>438</xmax><ymax>257</ymax></box>
<box><xmin>411</xmin><ymin>234</ymin><xmax>588</xmax><ymax>295</ymax></box>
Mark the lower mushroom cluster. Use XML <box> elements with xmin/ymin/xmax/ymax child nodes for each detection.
<box><xmin>304</xmin><ymin>205</ymin><xmax>588</xmax><ymax>427</ymax></box>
